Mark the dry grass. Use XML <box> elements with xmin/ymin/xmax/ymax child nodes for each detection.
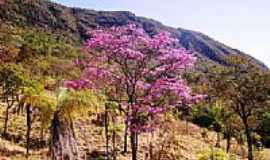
<box><xmin>0</xmin><ymin>103</ymin><xmax>268</xmax><ymax>160</ymax></box>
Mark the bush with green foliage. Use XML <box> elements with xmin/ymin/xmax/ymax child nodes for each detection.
<box><xmin>257</xmin><ymin>112</ymin><xmax>270</xmax><ymax>147</ymax></box>
<box><xmin>192</xmin><ymin>103</ymin><xmax>224</xmax><ymax>132</ymax></box>
<box><xmin>197</xmin><ymin>149</ymin><xmax>229</xmax><ymax>160</ymax></box>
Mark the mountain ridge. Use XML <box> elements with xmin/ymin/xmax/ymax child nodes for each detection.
<box><xmin>0</xmin><ymin>0</ymin><xmax>267</xmax><ymax>69</ymax></box>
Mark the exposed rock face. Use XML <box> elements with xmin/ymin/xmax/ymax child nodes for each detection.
<box><xmin>0</xmin><ymin>0</ymin><xmax>267</xmax><ymax>69</ymax></box>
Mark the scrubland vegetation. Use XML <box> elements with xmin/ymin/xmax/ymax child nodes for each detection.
<box><xmin>1</xmin><ymin>13</ymin><xmax>270</xmax><ymax>160</ymax></box>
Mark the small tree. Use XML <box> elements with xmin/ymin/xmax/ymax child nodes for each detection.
<box><xmin>192</xmin><ymin>101</ymin><xmax>228</xmax><ymax>148</ymax></box>
<box><xmin>66</xmin><ymin>24</ymin><xmax>203</xmax><ymax>160</ymax></box>
<box><xmin>206</xmin><ymin>55</ymin><xmax>270</xmax><ymax>160</ymax></box>
<box><xmin>104</xmin><ymin>101</ymin><xmax>122</xmax><ymax>159</ymax></box>
<box><xmin>209</xmin><ymin>101</ymin><xmax>225</xmax><ymax>148</ymax></box>
<box><xmin>19</xmin><ymin>81</ymin><xmax>53</xmax><ymax>156</ymax></box>
<box><xmin>0</xmin><ymin>63</ymin><xmax>28</xmax><ymax>137</ymax></box>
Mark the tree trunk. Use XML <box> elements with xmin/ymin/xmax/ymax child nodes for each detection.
<box><xmin>50</xmin><ymin>111</ymin><xmax>78</xmax><ymax>160</ymax></box>
<box><xmin>130</xmin><ymin>132</ymin><xmax>137</xmax><ymax>160</ymax></box>
<box><xmin>40</xmin><ymin>127</ymin><xmax>44</xmax><ymax>142</ymax></box>
<box><xmin>112</xmin><ymin>116</ymin><xmax>117</xmax><ymax>160</ymax></box>
<box><xmin>226</xmin><ymin>134</ymin><xmax>231</xmax><ymax>153</ymax></box>
<box><xmin>149</xmin><ymin>142</ymin><xmax>153</xmax><ymax>160</ymax></box>
<box><xmin>149</xmin><ymin>132</ymin><xmax>154</xmax><ymax>160</ymax></box>
<box><xmin>210</xmin><ymin>144</ymin><xmax>214</xmax><ymax>160</ymax></box>
<box><xmin>135</xmin><ymin>133</ymin><xmax>138</xmax><ymax>151</ymax></box>
<box><xmin>105</xmin><ymin>106</ymin><xmax>109</xmax><ymax>160</ymax></box>
<box><xmin>3</xmin><ymin>89</ymin><xmax>15</xmax><ymax>137</ymax></box>
<box><xmin>3</xmin><ymin>105</ymin><xmax>11</xmax><ymax>137</ymax></box>
<box><xmin>241</xmin><ymin>116</ymin><xmax>254</xmax><ymax>160</ymax></box>
<box><xmin>123</xmin><ymin>115</ymin><xmax>128</xmax><ymax>153</ymax></box>
<box><xmin>244</xmin><ymin>124</ymin><xmax>254</xmax><ymax>160</ymax></box>
<box><xmin>215</xmin><ymin>132</ymin><xmax>221</xmax><ymax>148</ymax></box>
<box><xmin>112</xmin><ymin>131</ymin><xmax>116</xmax><ymax>160</ymax></box>
<box><xmin>39</xmin><ymin>126</ymin><xmax>44</xmax><ymax>149</ymax></box>
<box><xmin>26</xmin><ymin>104</ymin><xmax>32</xmax><ymax>157</ymax></box>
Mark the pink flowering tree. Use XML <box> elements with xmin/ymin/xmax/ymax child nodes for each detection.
<box><xmin>65</xmin><ymin>24</ymin><xmax>203</xmax><ymax>160</ymax></box>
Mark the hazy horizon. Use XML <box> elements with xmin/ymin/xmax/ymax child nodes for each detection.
<box><xmin>53</xmin><ymin>0</ymin><xmax>270</xmax><ymax>67</ymax></box>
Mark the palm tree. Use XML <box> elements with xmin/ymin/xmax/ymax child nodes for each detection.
<box><xmin>50</xmin><ymin>88</ymin><xmax>103</xmax><ymax>160</ymax></box>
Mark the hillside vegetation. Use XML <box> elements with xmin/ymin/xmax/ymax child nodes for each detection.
<box><xmin>0</xmin><ymin>0</ymin><xmax>267</xmax><ymax>69</ymax></box>
<box><xmin>0</xmin><ymin>1</ymin><xmax>270</xmax><ymax>160</ymax></box>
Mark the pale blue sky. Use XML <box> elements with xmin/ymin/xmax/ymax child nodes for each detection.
<box><xmin>53</xmin><ymin>0</ymin><xmax>270</xmax><ymax>67</ymax></box>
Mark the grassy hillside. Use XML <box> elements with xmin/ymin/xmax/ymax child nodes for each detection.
<box><xmin>0</xmin><ymin>101</ymin><xmax>253</xmax><ymax>160</ymax></box>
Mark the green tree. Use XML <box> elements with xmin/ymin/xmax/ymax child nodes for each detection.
<box><xmin>192</xmin><ymin>101</ymin><xmax>227</xmax><ymax>148</ymax></box>
<box><xmin>206</xmin><ymin>55</ymin><xmax>270</xmax><ymax>160</ymax></box>
<box><xmin>0</xmin><ymin>63</ymin><xmax>29</xmax><ymax>137</ymax></box>
<box><xmin>19</xmin><ymin>81</ymin><xmax>54</xmax><ymax>157</ymax></box>
<box><xmin>223</xmin><ymin>114</ymin><xmax>243</xmax><ymax>153</ymax></box>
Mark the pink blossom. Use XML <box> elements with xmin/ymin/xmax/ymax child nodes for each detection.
<box><xmin>66</xmin><ymin>24</ymin><xmax>204</xmax><ymax>134</ymax></box>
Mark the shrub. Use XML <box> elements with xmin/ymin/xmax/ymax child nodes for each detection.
<box><xmin>197</xmin><ymin>149</ymin><xmax>229</xmax><ymax>160</ymax></box>
<box><xmin>192</xmin><ymin>105</ymin><xmax>215</xmax><ymax>128</ymax></box>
